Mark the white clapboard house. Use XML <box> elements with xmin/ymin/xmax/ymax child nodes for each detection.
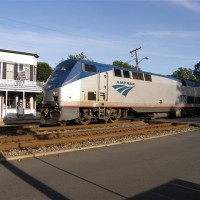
<box><xmin>0</xmin><ymin>49</ymin><xmax>42</xmax><ymax>119</ymax></box>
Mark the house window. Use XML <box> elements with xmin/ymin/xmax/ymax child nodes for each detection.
<box><xmin>23</xmin><ymin>65</ymin><xmax>30</xmax><ymax>80</ymax></box>
<box><xmin>20</xmin><ymin>64</ymin><xmax>23</xmax><ymax>71</ymax></box>
<box><xmin>6</xmin><ymin>63</ymin><xmax>14</xmax><ymax>79</ymax></box>
<box><xmin>5</xmin><ymin>92</ymin><xmax>16</xmax><ymax>108</ymax></box>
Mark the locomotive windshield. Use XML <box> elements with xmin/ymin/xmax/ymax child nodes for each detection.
<box><xmin>54</xmin><ymin>63</ymin><xmax>75</xmax><ymax>73</ymax></box>
<box><xmin>45</xmin><ymin>61</ymin><xmax>76</xmax><ymax>90</ymax></box>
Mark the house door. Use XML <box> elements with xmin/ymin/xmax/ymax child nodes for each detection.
<box><xmin>98</xmin><ymin>72</ymin><xmax>108</xmax><ymax>102</ymax></box>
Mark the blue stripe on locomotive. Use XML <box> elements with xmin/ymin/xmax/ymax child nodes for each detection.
<box><xmin>44</xmin><ymin>59</ymin><xmax>200</xmax><ymax>91</ymax></box>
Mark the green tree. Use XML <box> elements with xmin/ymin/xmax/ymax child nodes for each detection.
<box><xmin>172</xmin><ymin>67</ymin><xmax>196</xmax><ymax>81</ymax></box>
<box><xmin>36</xmin><ymin>62</ymin><xmax>53</xmax><ymax>112</ymax></box>
<box><xmin>37</xmin><ymin>62</ymin><xmax>53</xmax><ymax>82</ymax></box>
<box><xmin>193</xmin><ymin>62</ymin><xmax>200</xmax><ymax>81</ymax></box>
<box><xmin>112</xmin><ymin>60</ymin><xmax>140</xmax><ymax>70</ymax></box>
<box><xmin>36</xmin><ymin>94</ymin><xmax>42</xmax><ymax>112</ymax></box>
<box><xmin>68</xmin><ymin>52</ymin><xmax>93</xmax><ymax>61</ymax></box>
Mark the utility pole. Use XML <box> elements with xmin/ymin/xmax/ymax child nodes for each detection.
<box><xmin>130</xmin><ymin>46</ymin><xmax>141</xmax><ymax>69</ymax></box>
<box><xmin>129</xmin><ymin>46</ymin><xmax>148</xmax><ymax>70</ymax></box>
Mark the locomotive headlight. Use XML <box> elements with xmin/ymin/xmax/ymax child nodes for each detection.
<box><xmin>46</xmin><ymin>84</ymin><xmax>53</xmax><ymax>89</ymax></box>
<box><xmin>50</xmin><ymin>77</ymin><xmax>56</xmax><ymax>81</ymax></box>
<box><xmin>53</xmin><ymin>90</ymin><xmax>58</xmax><ymax>95</ymax></box>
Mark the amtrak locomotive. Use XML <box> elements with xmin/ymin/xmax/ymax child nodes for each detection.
<box><xmin>41</xmin><ymin>59</ymin><xmax>200</xmax><ymax>124</ymax></box>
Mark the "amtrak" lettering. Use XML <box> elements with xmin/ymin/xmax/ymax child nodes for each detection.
<box><xmin>116</xmin><ymin>81</ymin><xmax>135</xmax><ymax>86</ymax></box>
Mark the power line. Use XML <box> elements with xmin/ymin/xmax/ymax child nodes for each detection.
<box><xmin>0</xmin><ymin>16</ymin><xmax>62</xmax><ymax>34</ymax></box>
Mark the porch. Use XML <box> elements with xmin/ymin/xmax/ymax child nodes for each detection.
<box><xmin>0</xmin><ymin>80</ymin><xmax>42</xmax><ymax>119</ymax></box>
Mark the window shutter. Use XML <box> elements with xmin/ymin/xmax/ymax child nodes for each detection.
<box><xmin>30</xmin><ymin>65</ymin><xmax>33</xmax><ymax>81</ymax></box>
<box><xmin>14</xmin><ymin>64</ymin><xmax>18</xmax><ymax>80</ymax></box>
<box><xmin>3</xmin><ymin>62</ymin><xmax>6</xmax><ymax>79</ymax></box>
<box><xmin>35</xmin><ymin>66</ymin><xmax>37</xmax><ymax>81</ymax></box>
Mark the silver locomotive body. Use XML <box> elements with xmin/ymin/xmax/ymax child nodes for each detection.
<box><xmin>41</xmin><ymin>59</ymin><xmax>200</xmax><ymax>124</ymax></box>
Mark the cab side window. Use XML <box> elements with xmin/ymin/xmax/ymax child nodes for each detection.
<box><xmin>114</xmin><ymin>69</ymin><xmax>122</xmax><ymax>77</ymax></box>
<box><xmin>144</xmin><ymin>74</ymin><xmax>152</xmax><ymax>82</ymax></box>
<box><xmin>82</xmin><ymin>63</ymin><xmax>97</xmax><ymax>72</ymax></box>
<box><xmin>123</xmin><ymin>70</ymin><xmax>130</xmax><ymax>78</ymax></box>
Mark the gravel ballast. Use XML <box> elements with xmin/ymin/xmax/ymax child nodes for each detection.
<box><xmin>0</xmin><ymin>126</ymin><xmax>199</xmax><ymax>161</ymax></box>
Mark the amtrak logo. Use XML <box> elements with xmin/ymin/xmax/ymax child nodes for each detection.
<box><xmin>112</xmin><ymin>82</ymin><xmax>135</xmax><ymax>97</ymax></box>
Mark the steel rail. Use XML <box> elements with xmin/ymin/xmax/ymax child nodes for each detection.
<box><xmin>0</xmin><ymin>120</ymin><xmax>144</xmax><ymax>136</ymax></box>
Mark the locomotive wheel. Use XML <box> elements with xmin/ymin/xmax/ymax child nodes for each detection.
<box><xmin>108</xmin><ymin>112</ymin><xmax>118</xmax><ymax>123</ymax></box>
<box><xmin>109</xmin><ymin>117</ymin><xmax>118</xmax><ymax>123</ymax></box>
<box><xmin>78</xmin><ymin>118</ymin><xmax>91</xmax><ymax>125</ymax></box>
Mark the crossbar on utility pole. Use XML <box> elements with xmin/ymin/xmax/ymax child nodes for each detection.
<box><xmin>130</xmin><ymin>46</ymin><xmax>141</xmax><ymax>69</ymax></box>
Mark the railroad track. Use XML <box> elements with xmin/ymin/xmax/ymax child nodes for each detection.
<box><xmin>0</xmin><ymin>121</ymin><xmax>191</xmax><ymax>151</ymax></box>
<box><xmin>0</xmin><ymin>120</ymin><xmax>144</xmax><ymax>135</ymax></box>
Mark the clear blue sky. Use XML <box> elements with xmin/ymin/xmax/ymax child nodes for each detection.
<box><xmin>0</xmin><ymin>0</ymin><xmax>200</xmax><ymax>75</ymax></box>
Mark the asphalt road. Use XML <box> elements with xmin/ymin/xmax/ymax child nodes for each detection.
<box><xmin>0</xmin><ymin>130</ymin><xmax>200</xmax><ymax>200</ymax></box>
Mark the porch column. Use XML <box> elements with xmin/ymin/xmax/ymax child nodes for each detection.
<box><xmin>0</xmin><ymin>94</ymin><xmax>2</xmax><ymax>118</ymax></box>
<box><xmin>30</xmin><ymin>94</ymin><xmax>34</xmax><ymax>110</ymax></box>
<box><xmin>15</xmin><ymin>94</ymin><xmax>19</xmax><ymax>108</ymax></box>
<box><xmin>5</xmin><ymin>90</ymin><xmax>8</xmax><ymax>116</ymax></box>
<box><xmin>34</xmin><ymin>94</ymin><xmax>36</xmax><ymax>116</ymax></box>
<box><xmin>23</xmin><ymin>91</ymin><xmax>25</xmax><ymax>109</ymax></box>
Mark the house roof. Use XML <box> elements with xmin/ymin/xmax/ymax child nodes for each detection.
<box><xmin>0</xmin><ymin>49</ymin><xmax>39</xmax><ymax>58</ymax></box>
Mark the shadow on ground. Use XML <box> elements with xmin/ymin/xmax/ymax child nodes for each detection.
<box><xmin>128</xmin><ymin>179</ymin><xmax>200</xmax><ymax>200</ymax></box>
<box><xmin>1</xmin><ymin>153</ymin><xmax>200</xmax><ymax>200</ymax></box>
<box><xmin>0</xmin><ymin>154</ymin><xmax>69</xmax><ymax>200</ymax></box>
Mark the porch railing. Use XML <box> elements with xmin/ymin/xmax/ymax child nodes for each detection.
<box><xmin>0</xmin><ymin>79</ymin><xmax>44</xmax><ymax>88</ymax></box>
